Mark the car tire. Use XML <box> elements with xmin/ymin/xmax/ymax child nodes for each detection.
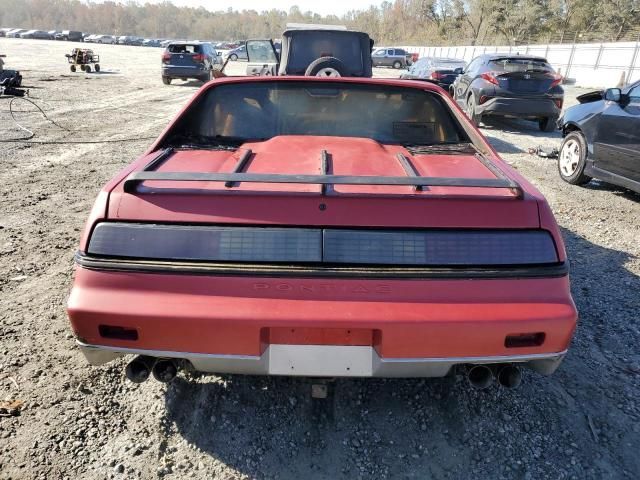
<box><xmin>558</xmin><ymin>131</ymin><xmax>592</xmax><ymax>185</ymax></box>
<box><xmin>539</xmin><ymin>116</ymin><xmax>558</xmax><ymax>132</ymax></box>
<box><xmin>465</xmin><ymin>94</ymin><xmax>482</xmax><ymax>127</ymax></box>
<box><xmin>162</xmin><ymin>76</ymin><xmax>172</xmax><ymax>85</ymax></box>
<box><xmin>85</xmin><ymin>64</ymin><xmax>91</xmax><ymax>72</ymax></box>
<box><xmin>201</xmin><ymin>69</ymin><xmax>213</xmax><ymax>83</ymax></box>
<box><xmin>393</xmin><ymin>60</ymin><xmax>402</xmax><ymax>69</ymax></box>
<box><xmin>305</xmin><ymin>56</ymin><xmax>346</xmax><ymax>77</ymax></box>
<box><xmin>94</xmin><ymin>64</ymin><xmax>100</xmax><ymax>72</ymax></box>
<box><xmin>70</xmin><ymin>65</ymin><xmax>76</xmax><ymax>72</ymax></box>
<box><xmin>230</xmin><ymin>54</ymin><xmax>238</xmax><ymax>61</ymax></box>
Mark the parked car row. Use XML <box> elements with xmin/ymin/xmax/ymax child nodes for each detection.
<box><xmin>0</xmin><ymin>28</ymin><xmax>169</xmax><ymax>47</ymax></box>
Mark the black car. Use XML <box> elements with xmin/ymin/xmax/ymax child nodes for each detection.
<box><xmin>55</xmin><ymin>30</ymin><xmax>83</xmax><ymax>42</ymax></box>
<box><xmin>558</xmin><ymin>80</ymin><xmax>640</xmax><ymax>193</ymax></box>
<box><xmin>400</xmin><ymin>57</ymin><xmax>465</xmax><ymax>92</ymax></box>
<box><xmin>451</xmin><ymin>54</ymin><xmax>564</xmax><ymax>131</ymax></box>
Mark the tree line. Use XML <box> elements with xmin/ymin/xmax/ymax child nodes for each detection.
<box><xmin>1</xmin><ymin>0</ymin><xmax>638</xmax><ymax>45</ymax></box>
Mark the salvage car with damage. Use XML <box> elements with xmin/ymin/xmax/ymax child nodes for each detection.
<box><xmin>558</xmin><ymin>80</ymin><xmax>640</xmax><ymax>193</ymax></box>
<box><xmin>67</xmin><ymin>75</ymin><xmax>577</xmax><ymax>389</ymax></box>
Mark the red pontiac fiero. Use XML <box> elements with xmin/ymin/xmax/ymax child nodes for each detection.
<box><xmin>67</xmin><ymin>76</ymin><xmax>577</xmax><ymax>388</ymax></box>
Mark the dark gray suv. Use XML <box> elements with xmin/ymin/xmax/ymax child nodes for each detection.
<box><xmin>161</xmin><ymin>41</ymin><xmax>220</xmax><ymax>85</ymax></box>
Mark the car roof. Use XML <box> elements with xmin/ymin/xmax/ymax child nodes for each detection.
<box><xmin>203</xmin><ymin>75</ymin><xmax>446</xmax><ymax>94</ymax></box>
<box><xmin>168</xmin><ymin>40</ymin><xmax>211</xmax><ymax>45</ymax></box>
<box><xmin>283</xmin><ymin>28</ymin><xmax>368</xmax><ymax>37</ymax></box>
<box><xmin>483</xmin><ymin>53</ymin><xmax>548</xmax><ymax>62</ymax></box>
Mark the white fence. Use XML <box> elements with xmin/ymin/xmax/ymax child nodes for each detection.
<box><xmin>401</xmin><ymin>42</ymin><xmax>640</xmax><ymax>89</ymax></box>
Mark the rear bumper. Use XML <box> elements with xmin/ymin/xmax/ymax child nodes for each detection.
<box><xmin>162</xmin><ymin>66</ymin><xmax>205</xmax><ymax>78</ymax></box>
<box><xmin>78</xmin><ymin>341</ymin><xmax>567</xmax><ymax>377</ymax></box>
<box><xmin>67</xmin><ymin>261</ymin><xmax>577</xmax><ymax>377</ymax></box>
<box><xmin>477</xmin><ymin>97</ymin><xmax>561</xmax><ymax>118</ymax></box>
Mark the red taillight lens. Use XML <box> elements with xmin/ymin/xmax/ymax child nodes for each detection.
<box><xmin>430</xmin><ymin>71</ymin><xmax>444</xmax><ymax>80</ymax></box>
<box><xmin>549</xmin><ymin>73</ymin><xmax>563</xmax><ymax>88</ymax></box>
<box><xmin>480</xmin><ymin>72</ymin><xmax>500</xmax><ymax>85</ymax></box>
<box><xmin>553</xmin><ymin>98</ymin><xmax>563</xmax><ymax>109</ymax></box>
<box><xmin>192</xmin><ymin>53</ymin><xmax>205</xmax><ymax>62</ymax></box>
<box><xmin>479</xmin><ymin>95</ymin><xmax>491</xmax><ymax>105</ymax></box>
<box><xmin>161</xmin><ymin>53</ymin><xmax>170</xmax><ymax>63</ymax></box>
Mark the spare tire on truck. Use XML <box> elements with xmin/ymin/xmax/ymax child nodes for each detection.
<box><xmin>304</xmin><ymin>56</ymin><xmax>346</xmax><ymax>77</ymax></box>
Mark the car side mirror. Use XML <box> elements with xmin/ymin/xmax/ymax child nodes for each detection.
<box><xmin>604</xmin><ymin>88</ymin><xmax>621</xmax><ymax>102</ymax></box>
<box><xmin>454</xmin><ymin>67</ymin><xmax>464</xmax><ymax>75</ymax></box>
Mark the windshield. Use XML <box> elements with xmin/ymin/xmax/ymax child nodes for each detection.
<box><xmin>488</xmin><ymin>58</ymin><xmax>554</xmax><ymax>73</ymax></box>
<box><xmin>433</xmin><ymin>59</ymin><xmax>465</xmax><ymax>68</ymax></box>
<box><xmin>168</xmin><ymin>81</ymin><xmax>467</xmax><ymax>146</ymax></box>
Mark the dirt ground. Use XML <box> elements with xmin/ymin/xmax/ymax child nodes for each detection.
<box><xmin>0</xmin><ymin>39</ymin><xmax>639</xmax><ymax>480</ymax></box>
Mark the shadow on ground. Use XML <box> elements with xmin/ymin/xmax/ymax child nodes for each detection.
<box><xmin>162</xmin><ymin>227</ymin><xmax>639</xmax><ymax>480</ymax></box>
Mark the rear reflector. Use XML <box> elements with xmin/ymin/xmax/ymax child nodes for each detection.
<box><xmin>99</xmin><ymin>325</ymin><xmax>138</xmax><ymax>341</ymax></box>
<box><xmin>505</xmin><ymin>332</ymin><xmax>545</xmax><ymax>348</ymax></box>
<box><xmin>88</xmin><ymin>223</ymin><xmax>559</xmax><ymax>266</ymax></box>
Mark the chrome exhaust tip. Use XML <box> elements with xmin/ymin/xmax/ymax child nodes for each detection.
<box><xmin>152</xmin><ymin>359</ymin><xmax>178</xmax><ymax>383</ymax></box>
<box><xmin>497</xmin><ymin>365</ymin><xmax>523</xmax><ymax>389</ymax></box>
<box><xmin>467</xmin><ymin>365</ymin><xmax>494</xmax><ymax>389</ymax></box>
<box><xmin>125</xmin><ymin>356</ymin><xmax>155</xmax><ymax>383</ymax></box>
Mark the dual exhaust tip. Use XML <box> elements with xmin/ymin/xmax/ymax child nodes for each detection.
<box><xmin>125</xmin><ymin>356</ymin><xmax>522</xmax><ymax>388</ymax></box>
<box><xmin>125</xmin><ymin>356</ymin><xmax>178</xmax><ymax>384</ymax></box>
<box><xmin>467</xmin><ymin>364</ymin><xmax>522</xmax><ymax>390</ymax></box>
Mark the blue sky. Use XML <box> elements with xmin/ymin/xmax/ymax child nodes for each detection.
<box><xmin>151</xmin><ymin>0</ymin><xmax>378</xmax><ymax>16</ymax></box>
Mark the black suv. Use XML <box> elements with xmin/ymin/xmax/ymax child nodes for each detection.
<box><xmin>161</xmin><ymin>41</ymin><xmax>221</xmax><ymax>85</ymax></box>
<box><xmin>451</xmin><ymin>54</ymin><xmax>564</xmax><ymax>131</ymax></box>
<box><xmin>245</xmin><ymin>28</ymin><xmax>374</xmax><ymax>78</ymax></box>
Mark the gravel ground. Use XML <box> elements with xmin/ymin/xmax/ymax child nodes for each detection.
<box><xmin>0</xmin><ymin>39</ymin><xmax>639</xmax><ymax>480</ymax></box>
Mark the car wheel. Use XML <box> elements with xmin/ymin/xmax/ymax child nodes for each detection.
<box><xmin>465</xmin><ymin>94</ymin><xmax>482</xmax><ymax>127</ymax></box>
<box><xmin>85</xmin><ymin>64</ymin><xmax>91</xmax><ymax>72</ymax></box>
<box><xmin>558</xmin><ymin>132</ymin><xmax>592</xmax><ymax>185</ymax></box>
<box><xmin>539</xmin><ymin>116</ymin><xmax>558</xmax><ymax>132</ymax></box>
<box><xmin>70</xmin><ymin>65</ymin><xmax>76</xmax><ymax>72</ymax></box>
<box><xmin>94</xmin><ymin>64</ymin><xmax>100</xmax><ymax>72</ymax></box>
<box><xmin>230</xmin><ymin>54</ymin><xmax>238</xmax><ymax>61</ymax></box>
<box><xmin>393</xmin><ymin>61</ymin><xmax>402</xmax><ymax>69</ymax></box>
<box><xmin>305</xmin><ymin>57</ymin><xmax>346</xmax><ymax>77</ymax></box>
<box><xmin>162</xmin><ymin>76</ymin><xmax>172</xmax><ymax>85</ymax></box>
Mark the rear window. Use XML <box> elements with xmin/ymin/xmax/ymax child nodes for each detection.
<box><xmin>288</xmin><ymin>32</ymin><xmax>364</xmax><ymax>75</ymax></box>
<box><xmin>168</xmin><ymin>81</ymin><xmax>467</xmax><ymax>146</ymax></box>
<box><xmin>433</xmin><ymin>59</ymin><xmax>465</xmax><ymax>67</ymax></box>
<box><xmin>488</xmin><ymin>58</ymin><xmax>554</xmax><ymax>73</ymax></box>
<box><xmin>168</xmin><ymin>44</ymin><xmax>201</xmax><ymax>54</ymax></box>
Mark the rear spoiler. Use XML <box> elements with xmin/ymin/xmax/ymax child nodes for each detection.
<box><xmin>123</xmin><ymin>148</ymin><xmax>523</xmax><ymax>198</ymax></box>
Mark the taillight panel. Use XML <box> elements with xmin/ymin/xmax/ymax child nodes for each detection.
<box><xmin>87</xmin><ymin>223</ymin><xmax>560</xmax><ymax>267</ymax></box>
